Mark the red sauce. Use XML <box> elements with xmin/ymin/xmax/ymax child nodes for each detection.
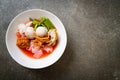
<box><xmin>20</xmin><ymin>48</ymin><xmax>50</xmax><ymax>59</ymax></box>
<box><xmin>20</xmin><ymin>44</ymin><xmax>57</xmax><ymax>59</ymax></box>
<box><xmin>20</xmin><ymin>48</ymin><xmax>34</xmax><ymax>58</ymax></box>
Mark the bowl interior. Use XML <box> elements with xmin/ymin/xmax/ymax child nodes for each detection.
<box><xmin>6</xmin><ymin>9</ymin><xmax>67</xmax><ymax>69</ymax></box>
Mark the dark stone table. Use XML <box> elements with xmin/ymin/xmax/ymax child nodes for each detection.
<box><xmin>0</xmin><ymin>0</ymin><xmax>120</xmax><ymax>80</ymax></box>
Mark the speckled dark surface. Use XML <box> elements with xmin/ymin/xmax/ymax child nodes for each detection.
<box><xmin>0</xmin><ymin>0</ymin><xmax>120</xmax><ymax>80</ymax></box>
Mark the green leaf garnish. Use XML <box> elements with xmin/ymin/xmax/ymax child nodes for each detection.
<box><xmin>30</xmin><ymin>17</ymin><xmax>55</xmax><ymax>31</ymax></box>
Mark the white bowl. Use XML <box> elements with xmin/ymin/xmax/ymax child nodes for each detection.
<box><xmin>6</xmin><ymin>9</ymin><xmax>67</xmax><ymax>69</ymax></box>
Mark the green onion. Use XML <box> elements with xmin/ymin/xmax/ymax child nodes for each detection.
<box><xmin>34</xmin><ymin>24</ymin><xmax>38</xmax><ymax>30</ymax></box>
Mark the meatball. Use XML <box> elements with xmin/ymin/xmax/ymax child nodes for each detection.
<box><xmin>36</xmin><ymin>27</ymin><xmax>48</xmax><ymax>37</ymax></box>
<box><xmin>16</xmin><ymin>37</ymin><xmax>30</xmax><ymax>48</ymax></box>
<box><xmin>25</xmin><ymin>27</ymin><xmax>35</xmax><ymax>39</ymax></box>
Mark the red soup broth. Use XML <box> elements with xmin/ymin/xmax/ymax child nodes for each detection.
<box><xmin>20</xmin><ymin>44</ymin><xmax>57</xmax><ymax>59</ymax></box>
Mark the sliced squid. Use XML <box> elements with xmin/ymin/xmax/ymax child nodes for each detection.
<box><xmin>48</xmin><ymin>29</ymin><xmax>58</xmax><ymax>46</ymax></box>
